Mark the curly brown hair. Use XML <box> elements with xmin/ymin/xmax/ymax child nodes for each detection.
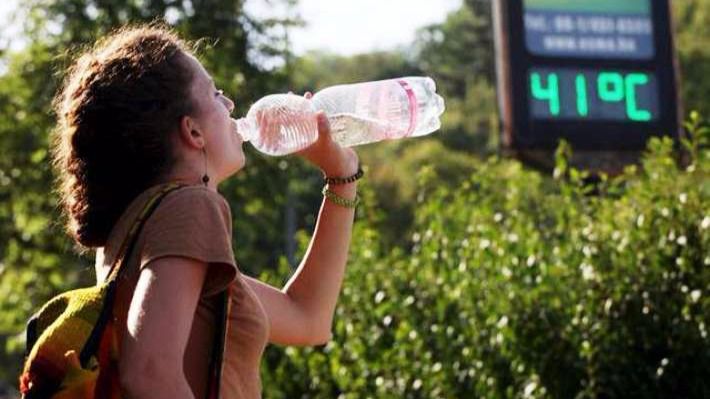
<box><xmin>51</xmin><ymin>24</ymin><xmax>197</xmax><ymax>250</ymax></box>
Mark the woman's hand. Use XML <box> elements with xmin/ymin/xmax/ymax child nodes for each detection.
<box><xmin>296</xmin><ymin>92</ymin><xmax>359</xmax><ymax>178</ymax></box>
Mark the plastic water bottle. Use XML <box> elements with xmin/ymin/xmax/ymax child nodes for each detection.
<box><xmin>235</xmin><ymin>77</ymin><xmax>446</xmax><ymax>156</ymax></box>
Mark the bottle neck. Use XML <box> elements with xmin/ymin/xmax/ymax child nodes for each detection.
<box><xmin>235</xmin><ymin>117</ymin><xmax>253</xmax><ymax>142</ymax></box>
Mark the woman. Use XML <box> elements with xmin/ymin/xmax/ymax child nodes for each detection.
<box><xmin>51</xmin><ymin>24</ymin><xmax>359</xmax><ymax>398</ymax></box>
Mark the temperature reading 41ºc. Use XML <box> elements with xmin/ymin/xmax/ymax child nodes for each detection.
<box><xmin>529</xmin><ymin>68</ymin><xmax>659</xmax><ymax>122</ymax></box>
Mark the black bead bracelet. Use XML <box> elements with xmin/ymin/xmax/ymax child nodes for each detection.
<box><xmin>324</xmin><ymin>166</ymin><xmax>364</xmax><ymax>185</ymax></box>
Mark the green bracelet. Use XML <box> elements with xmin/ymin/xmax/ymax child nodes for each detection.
<box><xmin>322</xmin><ymin>185</ymin><xmax>360</xmax><ymax>209</ymax></box>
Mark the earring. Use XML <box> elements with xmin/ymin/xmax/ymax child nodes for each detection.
<box><xmin>201</xmin><ymin>148</ymin><xmax>210</xmax><ymax>186</ymax></box>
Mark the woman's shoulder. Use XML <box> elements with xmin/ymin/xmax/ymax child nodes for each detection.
<box><xmin>101</xmin><ymin>184</ymin><xmax>231</xmax><ymax>262</ymax></box>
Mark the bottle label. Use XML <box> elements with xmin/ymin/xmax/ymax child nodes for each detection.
<box><xmin>397</xmin><ymin>79</ymin><xmax>419</xmax><ymax>137</ymax></box>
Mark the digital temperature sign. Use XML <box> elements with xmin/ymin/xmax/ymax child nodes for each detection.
<box><xmin>493</xmin><ymin>0</ymin><xmax>682</xmax><ymax>157</ymax></box>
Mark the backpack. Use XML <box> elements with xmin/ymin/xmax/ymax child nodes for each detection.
<box><xmin>19</xmin><ymin>183</ymin><xmax>230</xmax><ymax>399</ymax></box>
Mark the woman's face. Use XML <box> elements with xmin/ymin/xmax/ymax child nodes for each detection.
<box><xmin>183</xmin><ymin>53</ymin><xmax>244</xmax><ymax>184</ymax></box>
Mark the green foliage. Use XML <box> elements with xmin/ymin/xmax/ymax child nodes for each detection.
<box><xmin>0</xmin><ymin>40</ymin><xmax>88</xmax><ymax>387</ymax></box>
<box><xmin>259</xmin><ymin>120</ymin><xmax>710</xmax><ymax>398</ymax></box>
<box><xmin>437</xmin><ymin>77</ymin><xmax>499</xmax><ymax>155</ymax></box>
<box><xmin>674</xmin><ymin>0</ymin><xmax>710</xmax><ymax>117</ymax></box>
<box><xmin>412</xmin><ymin>0</ymin><xmax>498</xmax><ymax>157</ymax></box>
<box><xmin>357</xmin><ymin>139</ymin><xmax>480</xmax><ymax>250</ymax></box>
<box><xmin>414</xmin><ymin>0</ymin><xmax>494</xmax><ymax>94</ymax></box>
<box><xmin>291</xmin><ymin>50</ymin><xmax>422</xmax><ymax>92</ymax></box>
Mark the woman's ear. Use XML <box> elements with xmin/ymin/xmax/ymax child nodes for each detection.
<box><xmin>178</xmin><ymin>115</ymin><xmax>206</xmax><ymax>150</ymax></box>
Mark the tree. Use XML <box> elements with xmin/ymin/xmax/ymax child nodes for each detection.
<box><xmin>673</xmin><ymin>0</ymin><xmax>710</xmax><ymax>117</ymax></box>
<box><xmin>291</xmin><ymin>49</ymin><xmax>422</xmax><ymax>92</ymax></box>
<box><xmin>413</xmin><ymin>0</ymin><xmax>498</xmax><ymax>156</ymax></box>
<box><xmin>414</xmin><ymin>0</ymin><xmax>494</xmax><ymax>97</ymax></box>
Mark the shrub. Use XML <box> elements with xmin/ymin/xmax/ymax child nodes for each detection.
<box><xmin>259</xmin><ymin>115</ymin><xmax>709</xmax><ymax>398</ymax></box>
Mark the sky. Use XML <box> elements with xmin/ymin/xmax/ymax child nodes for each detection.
<box><xmin>0</xmin><ymin>0</ymin><xmax>23</xmax><ymax>51</ymax></box>
<box><xmin>0</xmin><ymin>0</ymin><xmax>463</xmax><ymax>56</ymax></box>
<box><xmin>246</xmin><ymin>0</ymin><xmax>463</xmax><ymax>56</ymax></box>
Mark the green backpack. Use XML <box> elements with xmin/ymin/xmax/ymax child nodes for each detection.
<box><xmin>19</xmin><ymin>183</ymin><xmax>230</xmax><ymax>399</ymax></box>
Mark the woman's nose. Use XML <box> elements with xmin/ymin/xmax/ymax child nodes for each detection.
<box><xmin>223</xmin><ymin>95</ymin><xmax>235</xmax><ymax>114</ymax></box>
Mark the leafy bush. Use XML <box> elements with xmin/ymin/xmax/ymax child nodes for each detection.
<box><xmin>259</xmin><ymin>115</ymin><xmax>709</xmax><ymax>398</ymax></box>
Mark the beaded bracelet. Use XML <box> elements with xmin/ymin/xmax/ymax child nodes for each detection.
<box><xmin>324</xmin><ymin>166</ymin><xmax>364</xmax><ymax>185</ymax></box>
<box><xmin>322</xmin><ymin>185</ymin><xmax>360</xmax><ymax>209</ymax></box>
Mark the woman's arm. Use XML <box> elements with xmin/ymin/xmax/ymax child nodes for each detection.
<box><xmin>118</xmin><ymin>256</ymin><xmax>207</xmax><ymax>399</ymax></box>
<box><xmin>281</xmin><ymin>181</ymin><xmax>357</xmax><ymax>339</ymax></box>
<box><xmin>244</xmin><ymin>180</ymin><xmax>357</xmax><ymax>346</ymax></box>
<box><xmin>246</xmin><ymin>109</ymin><xmax>359</xmax><ymax>346</ymax></box>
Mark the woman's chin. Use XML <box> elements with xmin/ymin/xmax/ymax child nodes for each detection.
<box><xmin>230</xmin><ymin>159</ymin><xmax>247</xmax><ymax>175</ymax></box>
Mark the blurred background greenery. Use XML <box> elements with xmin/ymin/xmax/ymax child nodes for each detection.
<box><xmin>0</xmin><ymin>0</ymin><xmax>708</xmax><ymax>397</ymax></box>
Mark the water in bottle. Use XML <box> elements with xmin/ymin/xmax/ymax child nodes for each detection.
<box><xmin>235</xmin><ymin>77</ymin><xmax>446</xmax><ymax>156</ymax></box>
<box><xmin>235</xmin><ymin>94</ymin><xmax>318</xmax><ymax>156</ymax></box>
<box><xmin>327</xmin><ymin>113</ymin><xmax>390</xmax><ymax>147</ymax></box>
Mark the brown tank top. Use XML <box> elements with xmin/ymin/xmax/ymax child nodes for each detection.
<box><xmin>95</xmin><ymin>184</ymin><xmax>270</xmax><ymax>399</ymax></box>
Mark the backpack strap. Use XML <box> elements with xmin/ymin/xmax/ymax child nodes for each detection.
<box><xmin>79</xmin><ymin>183</ymin><xmax>186</xmax><ymax>366</ymax></box>
<box><xmin>105</xmin><ymin>182</ymin><xmax>187</xmax><ymax>283</ymax></box>
<box><xmin>206</xmin><ymin>287</ymin><xmax>232</xmax><ymax>399</ymax></box>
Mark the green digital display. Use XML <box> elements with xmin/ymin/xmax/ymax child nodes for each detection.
<box><xmin>529</xmin><ymin>68</ymin><xmax>659</xmax><ymax>122</ymax></box>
